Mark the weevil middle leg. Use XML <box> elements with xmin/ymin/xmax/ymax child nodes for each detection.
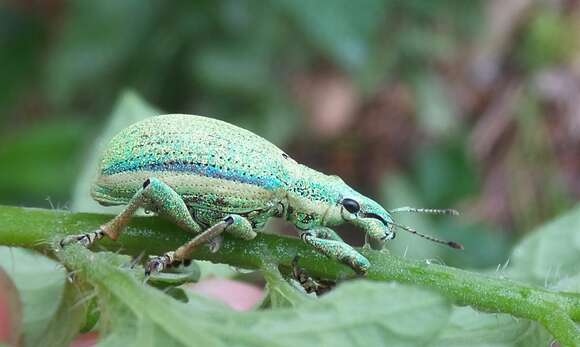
<box><xmin>352</xmin><ymin>217</ymin><xmax>394</xmax><ymax>250</ymax></box>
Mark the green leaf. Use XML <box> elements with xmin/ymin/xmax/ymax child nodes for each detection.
<box><xmin>413</xmin><ymin>73</ymin><xmax>458</xmax><ymax>138</ymax></box>
<box><xmin>0</xmin><ymin>8</ymin><xmax>45</xmax><ymax>115</ymax></box>
<box><xmin>59</xmin><ymin>247</ymin><xmax>274</xmax><ymax>347</ymax></box>
<box><xmin>193</xmin><ymin>45</ymin><xmax>270</xmax><ymax>95</ymax></box>
<box><xmin>0</xmin><ymin>119</ymin><xmax>89</xmax><ymax>206</ymax></box>
<box><xmin>430</xmin><ymin>307</ymin><xmax>551</xmax><ymax>347</ymax></box>
<box><xmin>412</xmin><ymin>139</ymin><xmax>479</xmax><ymax>207</ymax></box>
<box><xmin>60</xmin><ymin>245</ymin><xmax>452</xmax><ymax>347</ymax></box>
<box><xmin>380</xmin><ymin>174</ymin><xmax>443</xmax><ymax>261</ymax></box>
<box><xmin>260</xmin><ymin>263</ymin><xmax>311</xmax><ymax>308</ymax></box>
<box><xmin>378</xmin><ymin>174</ymin><xmax>510</xmax><ymax>269</ymax></box>
<box><xmin>0</xmin><ymin>247</ymin><xmax>67</xmax><ymax>347</ymax></box>
<box><xmin>259</xmin><ymin>281</ymin><xmax>451</xmax><ymax>346</ymax></box>
<box><xmin>195</xmin><ymin>261</ymin><xmax>239</xmax><ymax>280</ymax></box>
<box><xmin>71</xmin><ymin>91</ymin><xmax>160</xmax><ymax>213</ymax></box>
<box><xmin>45</xmin><ymin>0</ymin><xmax>162</xmax><ymax>104</ymax></box>
<box><xmin>277</xmin><ymin>0</ymin><xmax>385</xmax><ymax>74</ymax></box>
<box><xmin>519</xmin><ymin>12</ymin><xmax>576</xmax><ymax>71</ymax></box>
<box><xmin>39</xmin><ymin>282</ymin><xmax>89</xmax><ymax>347</ymax></box>
<box><xmin>508</xmin><ymin>204</ymin><xmax>580</xmax><ymax>286</ymax></box>
<box><xmin>147</xmin><ymin>262</ymin><xmax>201</xmax><ymax>288</ymax></box>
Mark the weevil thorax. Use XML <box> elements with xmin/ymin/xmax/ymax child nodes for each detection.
<box><xmin>285</xmin><ymin>164</ymin><xmax>394</xmax><ymax>230</ymax></box>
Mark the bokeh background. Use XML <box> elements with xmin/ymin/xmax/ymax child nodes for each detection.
<box><xmin>1</xmin><ymin>0</ymin><xmax>579</xmax><ymax>269</ymax></box>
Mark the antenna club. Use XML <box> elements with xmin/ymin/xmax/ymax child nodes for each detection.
<box><xmin>448</xmin><ymin>241</ymin><xmax>464</xmax><ymax>250</ymax></box>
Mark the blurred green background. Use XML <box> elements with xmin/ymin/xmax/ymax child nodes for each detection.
<box><xmin>1</xmin><ymin>0</ymin><xmax>578</xmax><ymax>269</ymax></box>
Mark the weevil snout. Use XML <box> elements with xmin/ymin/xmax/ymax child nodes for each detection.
<box><xmin>338</xmin><ymin>196</ymin><xmax>396</xmax><ymax>250</ymax></box>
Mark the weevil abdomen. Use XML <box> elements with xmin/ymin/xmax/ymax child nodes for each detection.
<box><xmin>91</xmin><ymin>114</ymin><xmax>293</xmax><ymax>212</ymax></box>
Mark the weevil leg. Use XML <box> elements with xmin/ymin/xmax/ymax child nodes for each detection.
<box><xmin>352</xmin><ymin>217</ymin><xmax>393</xmax><ymax>250</ymax></box>
<box><xmin>206</xmin><ymin>213</ymin><xmax>257</xmax><ymax>252</ymax></box>
<box><xmin>298</xmin><ymin>227</ymin><xmax>370</xmax><ymax>275</ymax></box>
<box><xmin>207</xmin><ymin>235</ymin><xmax>224</xmax><ymax>253</ymax></box>
<box><xmin>291</xmin><ymin>256</ymin><xmax>335</xmax><ymax>296</ymax></box>
<box><xmin>60</xmin><ymin>177</ymin><xmax>202</xmax><ymax>248</ymax></box>
<box><xmin>145</xmin><ymin>214</ymin><xmax>256</xmax><ymax>275</ymax></box>
<box><xmin>311</xmin><ymin>226</ymin><xmax>344</xmax><ymax>242</ymax></box>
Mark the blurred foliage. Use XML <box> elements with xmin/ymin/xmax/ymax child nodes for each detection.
<box><xmin>1</xmin><ymin>0</ymin><xmax>580</xmax><ymax>271</ymax></box>
<box><xmin>518</xmin><ymin>8</ymin><xmax>577</xmax><ymax>70</ymax></box>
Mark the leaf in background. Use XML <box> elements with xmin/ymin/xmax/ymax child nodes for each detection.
<box><xmin>0</xmin><ymin>119</ymin><xmax>89</xmax><ymax>207</ymax></box>
<box><xmin>413</xmin><ymin>73</ymin><xmax>458</xmax><ymax>138</ymax></box>
<box><xmin>0</xmin><ymin>267</ymin><xmax>22</xmax><ymax>346</ymax></box>
<box><xmin>434</xmin><ymin>221</ymin><xmax>512</xmax><ymax>270</ymax></box>
<box><xmin>71</xmin><ymin>90</ymin><xmax>160</xmax><ymax>213</ymax></box>
<box><xmin>0</xmin><ymin>6</ymin><xmax>45</xmax><ymax>118</ymax></box>
<box><xmin>276</xmin><ymin>0</ymin><xmax>385</xmax><ymax>75</ymax></box>
<box><xmin>61</xmin><ymin>246</ymin><xmax>452</xmax><ymax>347</ymax></box>
<box><xmin>45</xmin><ymin>0</ymin><xmax>162</xmax><ymax>105</ymax></box>
<box><xmin>193</xmin><ymin>45</ymin><xmax>270</xmax><ymax>96</ymax></box>
<box><xmin>508</xmin><ymin>204</ymin><xmax>580</xmax><ymax>287</ymax></box>
<box><xmin>0</xmin><ymin>247</ymin><xmax>68</xmax><ymax>347</ymax></box>
<box><xmin>429</xmin><ymin>306</ymin><xmax>551</xmax><ymax>347</ymax></box>
<box><xmin>519</xmin><ymin>11</ymin><xmax>576</xmax><ymax>71</ymax></box>
<box><xmin>412</xmin><ymin>139</ymin><xmax>479</xmax><ymax>207</ymax></box>
<box><xmin>380</xmin><ymin>174</ymin><xmax>444</xmax><ymax>261</ymax></box>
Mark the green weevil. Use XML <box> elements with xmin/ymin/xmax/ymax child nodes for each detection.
<box><xmin>61</xmin><ymin>114</ymin><xmax>462</xmax><ymax>275</ymax></box>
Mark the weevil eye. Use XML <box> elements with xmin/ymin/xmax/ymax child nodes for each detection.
<box><xmin>341</xmin><ymin>198</ymin><xmax>360</xmax><ymax>214</ymax></box>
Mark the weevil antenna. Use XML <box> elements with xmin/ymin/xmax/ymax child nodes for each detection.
<box><xmin>388</xmin><ymin>221</ymin><xmax>464</xmax><ymax>250</ymax></box>
<box><xmin>389</xmin><ymin>207</ymin><xmax>459</xmax><ymax>216</ymax></box>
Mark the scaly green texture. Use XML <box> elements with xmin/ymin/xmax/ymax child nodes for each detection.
<box><xmin>75</xmin><ymin>114</ymin><xmax>415</xmax><ymax>274</ymax></box>
<box><xmin>0</xmin><ymin>206</ymin><xmax>579</xmax><ymax>346</ymax></box>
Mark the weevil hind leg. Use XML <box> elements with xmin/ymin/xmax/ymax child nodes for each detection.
<box><xmin>60</xmin><ymin>177</ymin><xmax>202</xmax><ymax>248</ymax></box>
<box><xmin>298</xmin><ymin>227</ymin><xmax>370</xmax><ymax>275</ymax></box>
<box><xmin>146</xmin><ymin>214</ymin><xmax>256</xmax><ymax>275</ymax></box>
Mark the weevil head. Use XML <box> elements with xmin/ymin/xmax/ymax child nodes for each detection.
<box><xmin>337</xmin><ymin>193</ymin><xmax>397</xmax><ymax>249</ymax></box>
<box><xmin>287</xmin><ymin>165</ymin><xmax>464</xmax><ymax>251</ymax></box>
<box><xmin>287</xmin><ymin>167</ymin><xmax>394</xmax><ymax>242</ymax></box>
<box><xmin>337</xmin><ymin>191</ymin><xmax>391</xmax><ymax>222</ymax></box>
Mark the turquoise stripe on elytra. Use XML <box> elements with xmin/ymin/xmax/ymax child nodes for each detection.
<box><xmin>102</xmin><ymin>161</ymin><xmax>283</xmax><ymax>190</ymax></box>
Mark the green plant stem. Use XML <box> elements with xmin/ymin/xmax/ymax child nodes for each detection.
<box><xmin>1</xmin><ymin>205</ymin><xmax>579</xmax><ymax>345</ymax></box>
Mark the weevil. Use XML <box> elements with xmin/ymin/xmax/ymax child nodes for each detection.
<box><xmin>61</xmin><ymin>114</ymin><xmax>462</xmax><ymax>275</ymax></box>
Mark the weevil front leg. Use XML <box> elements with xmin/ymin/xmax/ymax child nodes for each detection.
<box><xmin>351</xmin><ymin>217</ymin><xmax>394</xmax><ymax>251</ymax></box>
<box><xmin>60</xmin><ymin>177</ymin><xmax>202</xmax><ymax>247</ymax></box>
<box><xmin>299</xmin><ymin>226</ymin><xmax>370</xmax><ymax>275</ymax></box>
<box><xmin>145</xmin><ymin>214</ymin><xmax>256</xmax><ymax>275</ymax></box>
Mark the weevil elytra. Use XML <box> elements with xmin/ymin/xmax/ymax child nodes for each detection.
<box><xmin>61</xmin><ymin>114</ymin><xmax>462</xmax><ymax>275</ymax></box>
